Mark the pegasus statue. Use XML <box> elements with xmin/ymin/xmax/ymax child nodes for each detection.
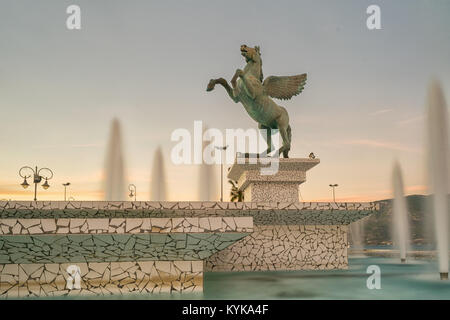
<box><xmin>206</xmin><ymin>44</ymin><xmax>307</xmax><ymax>158</ymax></box>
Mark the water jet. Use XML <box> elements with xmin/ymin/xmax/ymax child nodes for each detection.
<box><xmin>150</xmin><ymin>146</ymin><xmax>167</xmax><ymax>200</ymax></box>
<box><xmin>426</xmin><ymin>79</ymin><xmax>449</xmax><ymax>280</ymax></box>
<box><xmin>198</xmin><ymin>127</ymin><xmax>218</xmax><ymax>201</ymax></box>
<box><xmin>103</xmin><ymin>118</ymin><xmax>126</xmax><ymax>201</ymax></box>
<box><xmin>392</xmin><ymin>161</ymin><xmax>410</xmax><ymax>263</ymax></box>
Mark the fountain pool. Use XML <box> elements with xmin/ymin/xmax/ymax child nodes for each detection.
<box><xmin>202</xmin><ymin>256</ymin><xmax>450</xmax><ymax>300</ymax></box>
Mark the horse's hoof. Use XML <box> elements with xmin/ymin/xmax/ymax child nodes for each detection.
<box><xmin>206</xmin><ymin>80</ymin><xmax>215</xmax><ymax>91</ymax></box>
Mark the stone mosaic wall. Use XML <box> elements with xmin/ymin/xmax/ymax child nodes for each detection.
<box><xmin>0</xmin><ymin>233</ymin><xmax>249</xmax><ymax>264</ymax></box>
<box><xmin>205</xmin><ymin>225</ymin><xmax>348</xmax><ymax>271</ymax></box>
<box><xmin>0</xmin><ymin>201</ymin><xmax>378</xmax><ymax>296</ymax></box>
<box><xmin>0</xmin><ymin>217</ymin><xmax>252</xmax><ymax>264</ymax></box>
<box><xmin>0</xmin><ymin>215</ymin><xmax>252</xmax><ymax>297</ymax></box>
<box><xmin>0</xmin><ymin>201</ymin><xmax>378</xmax><ymax>225</ymax></box>
<box><xmin>0</xmin><ymin>217</ymin><xmax>253</xmax><ymax>235</ymax></box>
<box><xmin>0</xmin><ymin>260</ymin><xmax>202</xmax><ymax>297</ymax></box>
<box><xmin>243</xmin><ymin>182</ymin><xmax>300</xmax><ymax>203</ymax></box>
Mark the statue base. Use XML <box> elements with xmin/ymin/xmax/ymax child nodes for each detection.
<box><xmin>228</xmin><ymin>156</ymin><xmax>320</xmax><ymax>202</ymax></box>
<box><xmin>206</xmin><ymin>156</ymin><xmax>355</xmax><ymax>272</ymax></box>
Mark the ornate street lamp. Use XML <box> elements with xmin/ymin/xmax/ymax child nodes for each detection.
<box><xmin>215</xmin><ymin>145</ymin><xmax>229</xmax><ymax>202</ymax></box>
<box><xmin>19</xmin><ymin>166</ymin><xmax>54</xmax><ymax>201</ymax></box>
<box><xmin>329</xmin><ymin>184</ymin><xmax>338</xmax><ymax>202</ymax></box>
<box><xmin>128</xmin><ymin>184</ymin><xmax>137</xmax><ymax>201</ymax></box>
<box><xmin>63</xmin><ymin>182</ymin><xmax>71</xmax><ymax>201</ymax></box>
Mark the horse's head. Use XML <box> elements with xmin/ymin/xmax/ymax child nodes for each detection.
<box><xmin>240</xmin><ymin>44</ymin><xmax>263</xmax><ymax>81</ymax></box>
<box><xmin>240</xmin><ymin>44</ymin><xmax>261</xmax><ymax>63</ymax></box>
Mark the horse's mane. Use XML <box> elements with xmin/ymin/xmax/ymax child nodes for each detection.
<box><xmin>254</xmin><ymin>46</ymin><xmax>264</xmax><ymax>82</ymax></box>
<box><xmin>259</xmin><ymin>60</ymin><xmax>263</xmax><ymax>82</ymax></box>
<box><xmin>257</xmin><ymin>54</ymin><xmax>263</xmax><ymax>82</ymax></box>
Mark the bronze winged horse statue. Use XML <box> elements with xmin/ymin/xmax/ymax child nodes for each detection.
<box><xmin>206</xmin><ymin>44</ymin><xmax>307</xmax><ymax>158</ymax></box>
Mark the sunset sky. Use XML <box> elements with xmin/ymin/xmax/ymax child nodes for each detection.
<box><xmin>1</xmin><ymin>0</ymin><xmax>449</xmax><ymax>202</ymax></box>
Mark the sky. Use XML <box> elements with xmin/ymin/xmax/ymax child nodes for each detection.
<box><xmin>0</xmin><ymin>0</ymin><xmax>449</xmax><ymax>202</ymax></box>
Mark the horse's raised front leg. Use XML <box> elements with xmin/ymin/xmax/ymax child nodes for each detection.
<box><xmin>231</xmin><ymin>69</ymin><xmax>242</xmax><ymax>89</ymax></box>
<box><xmin>233</xmin><ymin>69</ymin><xmax>262</xmax><ymax>100</ymax></box>
<box><xmin>206</xmin><ymin>78</ymin><xmax>239</xmax><ymax>102</ymax></box>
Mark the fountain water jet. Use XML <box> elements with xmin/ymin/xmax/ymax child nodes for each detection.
<box><xmin>198</xmin><ymin>127</ymin><xmax>218</xmax><ymax>200</ymax></box>
<box><xmin>426</xmin><ymin>79</ymin><xmax>449</xmax><ymax>280</ymax></box>
<box><xmin>103</xmin><ymin>118</ymin><xmax>126</xmax><ymax>201</ymax></box>
<box><xmin>392</xmin><ymin>161</ymin><xmax>410</xmax><ymax>263</ymax></box>
<box><xmin>349</xmin><ymin>218</ymin><xmax>366</xmax><ymax>250</ymax></box>
<box><xmin>150</xmin><ymin>146</ymin><xmax>167</xmax><ymax>201</ymax></box>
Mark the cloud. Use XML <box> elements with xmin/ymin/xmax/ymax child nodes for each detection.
<box><xmin>340</xmin><ymin>139</ymin><xmax>420</xmax><ymax>153</ymax></box>
<box><xmin>31</xmin><ymin>143</ymin><xmax>102</xmax><ymax>150</ymax></box>
<box><xmin>309</xmin><ymin>195</ymin><xmax>385</xmax><ymax>202</ymax></box>
<box><xmin>396</xmin><ymin>115</ymin><xmax>424</xmax><ymax>126</ymax></box>
<box><xmin>70</xmin><ymin>143</ymin><xmax>103</xmax><ymax>148</ymax></box>
<box><xmin>0</xmin><ymin>187</ymin><xmax>104</xmax><ymax>201</ymax></box>
<box><xmin>369</xmin><ymin>109</ymin><xmax>393</xmax><ymax>116</ymax></box>
<box><xmin>291</xmin><ymin>115</ymin><xmax>323</xmax><ymax>125</ymax></box>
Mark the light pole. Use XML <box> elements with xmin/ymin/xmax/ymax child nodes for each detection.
<box><xmin>62</xmin><ymin>182</ymin><xmax>71</xmax><ymax>201</ymax></box>
<box><xmin>19</xmin><ymin>166</ymin><xmax>54</xmax><ymax>201</ymax></box>
<box><xmin>215</xmin><ymin>145</ymin><xmax>229</xmax><ymax>202</ymax></box>
<box><xmin>128</xmin><ymin>184</ymin><xmax>137</xmax><ymax>201</ymax></box>
<box><xmin>329</xmin><ymin>184</ymin><xmax>338</xmax><ymax>202</ymax></box>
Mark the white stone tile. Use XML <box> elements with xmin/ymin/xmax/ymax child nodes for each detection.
<box><xmin>41</xmin><ymin>219</ymin><xmax>57</xmax><ymax>232</ymax></box>
<box><xmin>19</xmin><ymin>219</ymin><xmax>41</xmax><ymax>229</ymax></box>
<box><xmin>173</xmin><ymin>261</ymin><xmax>192</xmax><ymax>272</ymax></box>
<box><xmin>208</xmin><ymin>217</ymin><xmax>222</xmax><ymax>231</ymax></box>
<box><xmin>192</xmin><ymin>261</ymin><xmax>203</xmax><ymax>273</ymax></box>
<box><xmin>87</xmin><ymin>219</ymin><xmax>109</xmax><ymax>231</ymax></box>
<box><xmin>70</xmin><ymin>219</ymin><xmax>85</xmax><ymax>229</ymax></box>
<box><xmin>125</xmin><ymin>219</ymin><xmax>143</xmax><ymax>232</ymax></box>
<box><xmin>28</xmin><ymin>226</ymin><xmax>43</xmax><ymax>234</ymax></box>
<box><xmin>1</xmin><ymin>219</ymin><xmax>17</xmax><ymax>227</ymax></box>
<box><xmin>56</xmin><ymin>219</ymin><xmax>70</xmax><ymax>227</ymax></box>
<box><xmin>198</xmin><ymin>218</ymin><xmax>211</xmax><ymax>231</ymax></box>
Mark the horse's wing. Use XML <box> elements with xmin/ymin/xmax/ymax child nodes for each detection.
<box><xmin>262</xmin><ymin>74</ymin><xmax>307</xmax><ymax>100</ymax></box>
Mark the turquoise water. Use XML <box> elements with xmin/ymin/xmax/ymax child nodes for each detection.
<box><xmin>47</xmin><ymin>256</ymin><xmax>450</xmax><ymax>300</ymax></box>
<box><xmin>202</xmin><ymin>256</ymin><xmax>450</xmax><ymax>299</ymax></box>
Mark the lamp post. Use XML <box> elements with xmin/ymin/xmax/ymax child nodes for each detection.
<box><xmin>19</xmin><ymin>166</ymin><xmax>54</xmax><ymax>201</ymax></box>
<box><xmin>329</xmin><ymin>184</ymin><xmax>338</xmax><ymax>202</ymax></box>
<box><xmin>215</xmin><ymin>145</ymin><xmax>229</xmax><ymax>202</ymax></box>
<box><xmin>62</xmin><ymin>182</ymin><xmax>71</xmax><ymax>201</ymax></box>
<box><xmin>128</xmin><ymin>184</ymin><xmax>137</xmax><ymax>201</ymax></box>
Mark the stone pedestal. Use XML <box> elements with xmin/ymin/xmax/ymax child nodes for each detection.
<box><xmin>227</xmin><ymin>157</ymin><xmax>320</xmax><ymax>202</ymax></box>
<box><xmin>205</xmin><ymin>157</ymin><xmax>356</xmax><ymax>272</ymax></box>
